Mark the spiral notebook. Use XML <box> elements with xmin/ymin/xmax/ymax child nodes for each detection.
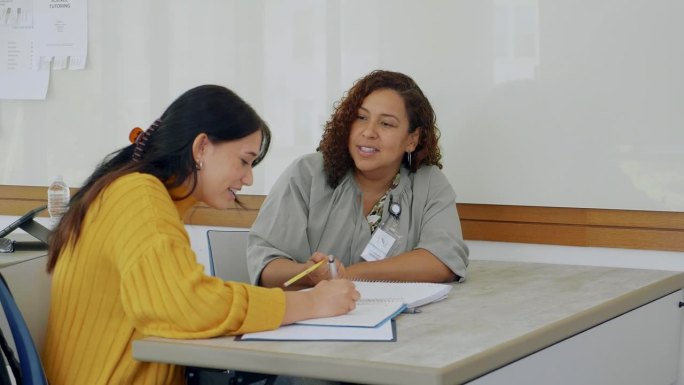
<box><xmin>353</xmin><ymin>281</ymin><xmax>453</xmax><ymax>310</ymax></box>
<box><xmin>294</xmin><ymin>281</ymin><xmax>451</xmax><ymax>328</ymax></box>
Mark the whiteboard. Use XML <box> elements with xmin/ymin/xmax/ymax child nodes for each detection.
<box><xmin>1</xmin><ymin>0</ymin><xmax>682</xmax><ymax>212</ymax></box>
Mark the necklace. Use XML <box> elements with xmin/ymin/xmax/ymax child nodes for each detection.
<box><xmin>365</xmin><ymin>172</ymin><xmax>400</xmax><ymax>233</ymax></box>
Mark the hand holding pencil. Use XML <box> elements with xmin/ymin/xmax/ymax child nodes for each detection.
<box><xmin>283</xmin><ymin>252</ymin><xmax>347</xmax><ymax>287</ymax></box>
<box><xmin>280</xmin><ymin>253</ymin><xmax>358</xmax><ymax>324</ymax></box>
<box><xmin>283</xmin><ymin>259</ymin><xmax>326</xmax><ymax>287</ymax></box>
<box><xmin>281</xmin><ymin>278</ymin><xmax>360</xmax><ymax>324</ymax></box>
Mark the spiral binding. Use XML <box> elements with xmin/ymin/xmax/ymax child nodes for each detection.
<box><xmin>357</xmin><ymin>298</ymin><xmax>404</xmax><ymax>305</ymax></box>
<box><xmin>352</xmin><ymin>278</ymin><xmax>434</xmax><ymax>285</ymax></box>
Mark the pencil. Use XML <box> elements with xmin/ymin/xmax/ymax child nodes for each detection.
<box><xmin>283</xmin><ymin>259</ymin><xmax>326</xmax><ymax>287</ymax></box>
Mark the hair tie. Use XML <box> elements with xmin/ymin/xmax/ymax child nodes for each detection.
<box><xmin>129</xmin><ymin>127</ymin><xmax>144</xmax><ymax>144</ymax></box>
<box><xmin>132</xmin><ymin>119</ymin><xmax>162</xmax><ymax>162</ymax></box>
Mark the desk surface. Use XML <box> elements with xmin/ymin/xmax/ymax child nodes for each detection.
<box><xmin>0</xmin><ymin>233</ymin><xmax>47</xmax><ymax>268</ymax></box>
<box><xmin>133</xmin><ymin>260</ymin><xmax>684</xmax><ymax>385</ymax></box>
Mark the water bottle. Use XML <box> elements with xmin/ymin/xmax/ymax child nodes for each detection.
<box><xmin>47</xmin><ymin>175</ymin><xmax>70</xmax><ymax>225</ymax></box>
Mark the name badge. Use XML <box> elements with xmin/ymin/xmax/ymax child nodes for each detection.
<box><xmin>360</xmin><ymin>228</ymin><xmax>396</xmax><ymax>261</ymax></box>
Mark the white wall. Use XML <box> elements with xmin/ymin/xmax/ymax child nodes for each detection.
<box><xmin>1</xmin><ymin>0</ymin><xmax>683</xmax><ymax>211</ymax></box>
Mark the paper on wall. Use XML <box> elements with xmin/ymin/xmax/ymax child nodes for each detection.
<box><xmin>0</xmin><ymin>0</ymin><xmax>33</xmax><ymax>27</ymax></box>
<box><xmin>33</xmin><ymin>0</ymin><xmax>87</xmax><ymax>70</ymax></box>
<box><xmin>0</xmin><ymin>24</ymin><xmax>49</xmax><ymax>99</ymax></box>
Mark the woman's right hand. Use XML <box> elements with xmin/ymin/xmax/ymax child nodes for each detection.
<box><xmin>281</xmin><ymin>279</ymin><xmax>359</xmax><ymax>324</ymax></box>
<box><xmin>310</xmin><ymin>279</ymin><xmax>359</xmax><ymax>318</ymax></box>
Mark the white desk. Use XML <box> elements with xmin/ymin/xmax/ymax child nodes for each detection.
<box><xmin>0</xmin><ymin>233</ymin><xmax>47</xmax><ymax>268</ymax></box>
<box><xmin>133</xmin><ymin>260</ymin><xmax>684</xmax><ymax>384</ymax></box>
<box><xmin>133</xmin><ymin>261</ymin><xmax>684</xmax><ymax>384</ymax></box>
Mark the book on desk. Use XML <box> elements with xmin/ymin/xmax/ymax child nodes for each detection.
<box><xmin>239</xmin><ymin>281</ymin><xmax>452</xmax><ymax>341</ymax></box>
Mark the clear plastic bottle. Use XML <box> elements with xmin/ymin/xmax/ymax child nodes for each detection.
<box><xmin>47</xmin><ymin>175</ymin><xmax>70</xmax><ymax>225</ymax></box>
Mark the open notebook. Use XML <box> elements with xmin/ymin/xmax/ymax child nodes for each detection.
<box><xmin>238</xmin><ymin>281</ymin><xmax>452</xmax><ymax>342</ymax></box>
<box><xmin>294</xmin><ymin>281</ymin><xmax>452</xmax><ymax>328</ymax></box>
<box><xmin>239</xmin><ymin>319</ymin><xmax>397</xmax><ymax>341</ymax></box>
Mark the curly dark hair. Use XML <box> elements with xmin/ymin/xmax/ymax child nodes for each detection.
<box><xmin>318</xmin><ymin>69</ymin><xmax>442</xmax><ymax>188</ymax></box>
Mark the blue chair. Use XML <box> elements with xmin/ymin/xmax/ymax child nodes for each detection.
<box><xmin>0</xmin><ymin>273</ymin><xmax>48</xmax><ymax>385</ymax></box>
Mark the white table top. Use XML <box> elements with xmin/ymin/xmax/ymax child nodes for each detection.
<box><xmin>133</xmin><ymin>260</ymin><xmax>684</xmax><ymax>385</ymax></box>
<box><xmin>0</xmin><ymin>233</ymin><xmax>47</xmax><ymax>268</ymax></box>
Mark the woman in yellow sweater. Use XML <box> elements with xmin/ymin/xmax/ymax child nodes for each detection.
<box><xmin>42</xmin><ymin>85</ymin><xmax>359</xmax><ymax>385</ymax></box>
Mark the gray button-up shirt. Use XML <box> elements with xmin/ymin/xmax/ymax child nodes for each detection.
<box><xmin>247</xmin><ymin>153</ymin><xmax>469</xmax><ymax>284</ymax></box>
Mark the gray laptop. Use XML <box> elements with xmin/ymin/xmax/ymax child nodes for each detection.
<box><xmin>206</xmin><ymin>230</ymin><xmax>251</xmax><ymax>283</ymax></box>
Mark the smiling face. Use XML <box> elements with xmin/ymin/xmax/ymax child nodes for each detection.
<box><xmin>190</xmin><ymin>130</ymin><xmax>262</xmax><ymax>209</ymax></box>
<box><xmin>348</xmin><ymin>88</ymin><xmax>420</xmax><ymax>181</ymax></box>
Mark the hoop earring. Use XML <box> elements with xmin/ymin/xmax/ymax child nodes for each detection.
<box><xmin>407</xmin><ymin>151</ymin><xmax>412</xmax><ymax>168</ymax></box>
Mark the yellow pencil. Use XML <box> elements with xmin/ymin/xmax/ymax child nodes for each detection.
<box><xmin>283</xmin><ymin>259</ymin><xmax>326</xmax><ymax>287</ymax></box>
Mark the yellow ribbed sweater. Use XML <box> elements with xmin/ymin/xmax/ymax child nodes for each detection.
<box><xmin>42</xmin><ymin>172</ymin><xmax>286</xmax><ymax>385</ymax></box>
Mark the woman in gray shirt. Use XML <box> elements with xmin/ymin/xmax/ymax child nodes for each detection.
<box><xmin>248</xmin><ymin>70</ymin><xmax>469</xmax><ymax>288</ymax></box>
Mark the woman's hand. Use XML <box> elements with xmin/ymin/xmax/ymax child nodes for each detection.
<box><xmin>305</xmin><ymin>252</ymin><xmax>347</xmax><ymax>285</ymax></box>
<box><xmin>260</xmin><ymin>253</ymin><xmax>347</xmax><ymax>289</ymax></box>
<box><xmin>282</xmin><ymin>279</ymin><xmax>359</xmax><ymax>324</ymax></box>
<box><xmin>309</xmin><ymin>279</ymin><xmax>359</xmax><ymax>317</ymax></box>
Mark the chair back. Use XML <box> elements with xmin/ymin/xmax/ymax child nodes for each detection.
<box><xmin>206</xmin><ymin>230</ymin><xmax>251</xmax><ymax>283</ymax></box>
<box><xmin>0</xmin><ymin>273</ymin><xmax>48</xmax><ymax>385</ymax></box>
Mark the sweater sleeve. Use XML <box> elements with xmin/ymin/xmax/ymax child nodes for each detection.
<box><xmin>102</xmin><ymin>174</ymin><xmax>286</xmax><ymax>338</ymax></box>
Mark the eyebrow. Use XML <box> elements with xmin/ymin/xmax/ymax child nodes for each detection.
<box><xmin>358</xmin><ymin>106</ymin><xmax>400</xmax><ymax>121</ymax></box>
<box><xmin>245</xmin><ymin>151</ymin><xmax>259</xmax><ymax>158</ymax></box>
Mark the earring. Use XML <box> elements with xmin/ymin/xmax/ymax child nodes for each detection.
<box><xmin>195</xmin><ymin>161</ymin><xmax>203</xmax><ymax>171</ymax></box>
<box><xmin>407</xmin><ymin>151</ymin><xmax>412</xmax><ymax>168</ymax></box>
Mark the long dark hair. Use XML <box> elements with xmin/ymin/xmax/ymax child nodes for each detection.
<box><xmin>47</xmin><ymin>85</ymin><xmax>271</xmax><ymax>272</ymax></box>
<box><xmin>318</xmin><ymin>69</ymin><xmax>442</xmax><ymax>188</ymax></box>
